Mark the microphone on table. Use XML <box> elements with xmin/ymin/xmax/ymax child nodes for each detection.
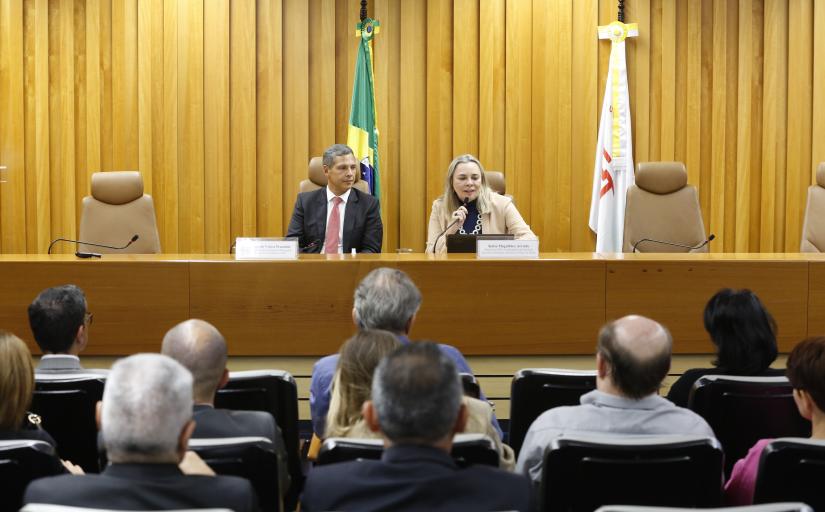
<box><xmin>431</xmin><ymin>197</ymin><xmax>469</xmax><ymax>253</ymax></box>
<box><xmin>300</xmin><ymin>239</ymin><xmax>322</xmax><ymax>253</ymax></box>
<box><xmin>48</xmin><ymin>234</ymin><xmax>140</xmax><ymax>258</ymax></box>
<box><xmin>632</xmin><ymin>234</ymin><xmax>715</xmax><ymax>253</ymax></box>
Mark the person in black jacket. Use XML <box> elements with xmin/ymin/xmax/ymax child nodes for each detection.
<box><xmin>667</xmin><ymin>288</ymin><xmax>784</xmax><ymax>407</ymax></box>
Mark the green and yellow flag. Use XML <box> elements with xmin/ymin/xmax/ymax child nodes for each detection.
<box><xmin>347</xmin><ymin>18</ymin><xmax>380</xmax><ymax>201</ymax></box>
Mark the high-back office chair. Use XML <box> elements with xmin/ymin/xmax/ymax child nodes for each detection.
<box><xmin>688</xmin><ymin>375</ymin><xmax>811</xmax><ymax>475</ymax></box>
<box><xmin>316</xmin><ymin>433</ymin><xmax>500</xmax><ymax>468</ymax></box>
<box><xmin>623</xmin><ymin>162</ymin><xmax>708</xmax><ymax>253</ymax></box>
<box><xmin>753</xmin><ymin>438</ymin><xmax>825</xmax><ymax>510</ymax></box>
<box><xmin>485</xmin><ymin>171</ymin><xmax>506</xmax><ymax>195</ymax></box>
<box><xmin>595</xmin><ymin>504</ymin><xmax>813</xmax><ymax>512</ymax></box>
<box><xmin>800</xmin><ymin>162</ymin><xmax>825</xmax><ymax>252</ymax></box>
<box><xmin>79</xmin><ymin>171</ymin><xmax>161</xmax><ymax>253</ymax></box>
<box><xmin>213</xmin><ymin>370</ymin><xmax>301</xmax><ymax>509</ymax></box>
<box><xmin>508</xmin><ymin>369</ymin><xmax>597</xmax><ymax>456</ymax></box>
<box><xmin>188</xmin><ymin>437</ymin><xmax>281</xmax><ymax>512</ymax></box>
<box><xmin>298</xmin><ymin>157</ymin><xmax>370</xmax><ymax>195</ymax></box>
<box><xmin>0</xmin><ymin>439</ymin><xmax>65</xmax><ymax>512</ymax></box>
<box><xmin>32</xmin><ymin>375</ymin><xmax>106</xmax><ymax>473</ymax></box>
<box><xmin>541</xmin><ymin>435</ymin><xmax>724</xmax><ymax>512</ymax></box>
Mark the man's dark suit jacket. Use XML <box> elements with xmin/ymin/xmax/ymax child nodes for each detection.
<box><xmin>286</xmin><ymin>187</ymin><xmax>382</xmax><ymax>253</ymax></box>
<box><xmin>301</xmin><ymin>444</ymin><xmax>534</xmax><ymax>512</ymax></box>
<box><xmin>24</xmin><ymin>463</ymin><xmax>259</xmax><ymax>512</ymax></box>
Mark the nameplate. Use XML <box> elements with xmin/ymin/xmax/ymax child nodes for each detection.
<box><xmin>234</xmin><ymin>238</ymin><xmax>298</xmax><ymax>260</ymax></box>
<box><xmin>476</xmin><ymin>239</ymin><xmax>539</xmax><ymax>259</ymax></box>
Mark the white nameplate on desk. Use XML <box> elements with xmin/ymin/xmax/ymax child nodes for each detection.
<box><xmin>476</xmin><ymin>239</ymin><xmax>539</xmax><ymax>259</ymax></box>
<box><xmin>234</xmin><ymin>238</ymin><xmax>298</xmax><ymax>260</ymax></box>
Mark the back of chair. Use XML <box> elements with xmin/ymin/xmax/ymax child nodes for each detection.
<box><xmin>688</xmin><ymin>376</ymin><xmax>811</xmax><ymax>475</ymax></box>
<box><xmin>22</xmin><ymin>506</ymin><xmax>235</xmax><ymax>512</ymax></box>
<box><xmin>317</xmin><ymin>434</ymin><xmax>500</xmax><ymax>468</ymax></box>
<box><xmin>460</xmin><ymin>372</ymin><xmax>481</xmax><ymax>399</ymax></box>
<box><xmin>595</xmin><ymin>504</ymin><xmax>813</xmax><ymax>512</ymax></box>
<box><xmin>298</xmin><ymin>156</ymin><xmax>370</xmax><ymax>195</ymax></box>
<box><xmin>509</xmin><ymin>369</ymin><xmax>597</xmax><ymax>456</ymax></box>
<box><xmin>213</xmin><ymin>371</ymin><xmax>300</xmax><ymax>509</ymax></box>
<box><xmin>485</xmin><ymin>171</ymin><xmax>506</xmax><ymax>195</ymax></box>
<box><xmin>800</xmin><ymin>162</ymin><xmax>825</xmax><ymax>252</ymax></box>
<box><xmin>79</xmin><ymin>171</ymin><xmax>161</xmax><ymax>253</ymax></box>
<box><xmin>754</xmin><ymin>438</ymin><xmax>825</xmax><ymax>510</ymax></box>
<box><xmin>187</xmin><ymin>437</ymin><xmax>280</xmax><ymax>512</ymax></box>
<box><xmin>0</xmin><ymin>440</ymin><xmax>64</xmax><ymax>512</ymax></box>
<box><xmin>31</xmin><ymin>376</ymin><xmax>105</xmax><ymax>473</ymax></box>
<box><xmin>623</xmin><ymin>162</ymin><xmax>707</xmax><ymax>253</ymax></box>
<box><xmin>542</xmin><ymin>435</ymin><xmax>723</xmax><ymax>512</ymax></box>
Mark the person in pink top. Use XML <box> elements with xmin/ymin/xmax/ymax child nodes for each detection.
<box><xmin>724</xmin><ymin>336</ymin><xmax>825</xmax><ymax>504</ymax></box>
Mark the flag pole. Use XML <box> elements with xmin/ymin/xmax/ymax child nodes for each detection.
<box><xmin>360</xmin><ymin>0</ymin><xmax>367</xmax><ymax>22</ymax></box>
<box><xmin>618</xmin><ymin>0</ymin><xmax>625</xmax><ymax>22</ymax></box>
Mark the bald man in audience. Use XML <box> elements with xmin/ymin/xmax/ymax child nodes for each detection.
<box><xmin>161</xmin><ymin>319</ymin><xmax>289</xmax><ymax>495</ymax></box>
<box><xmin>516</xmin><ymin>315</ymin><xmax>716</xmax><ymax>486</ymax></box>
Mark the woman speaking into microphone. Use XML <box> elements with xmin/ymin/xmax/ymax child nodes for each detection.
<box><xmin>425</xmin><ymin>154</ymin><xmax>536</xmax><ymax>253</ymax></box>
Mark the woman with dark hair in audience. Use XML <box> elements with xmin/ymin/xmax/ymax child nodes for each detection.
<box><xmin>666</xmin><ymin>288</ymin><xmax>783</xmax><ymax>407</ymax></box>
<box><xmin>724</xmin><ymin>336</ymin><xmax>825</xmax><ymax>504</ymax></box>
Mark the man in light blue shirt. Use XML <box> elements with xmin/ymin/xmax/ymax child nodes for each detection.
<box><xmin>309</xmin><ymin>267</ymin><xmax>502</xmax><ymax>439</ymax></box>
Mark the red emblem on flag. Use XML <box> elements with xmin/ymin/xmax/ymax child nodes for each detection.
<box><xmin>599</xmin><ymin>149</ymin><xmax>614</xmax><ymax>197</ymax></box>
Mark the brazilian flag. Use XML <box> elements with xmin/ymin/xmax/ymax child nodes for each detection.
<box><xmin>347</xmin><ymin>18</ymin><xmax>380</xmax><ymax>201</ymax></box>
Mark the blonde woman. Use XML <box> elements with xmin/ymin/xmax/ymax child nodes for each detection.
<box><xmin>425</xmin><ymin>154</ymin><xmax>536</xmax><ymax>254</ymax></box>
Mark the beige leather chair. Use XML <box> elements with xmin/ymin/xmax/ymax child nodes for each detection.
<box><xmin>485</xmin><ymin>171</ymin><xmax>506</xmax><ymax>195</ymax></box>
<box><xmin>623</xmin><ymin>162</ymin><xmax>708</xmax><ymax>253</ymax></box>
<box><xmin>78</xmin><ymin>171</ymin><xmax>161</xmax><ymax>254</ymax></box>
<box><xmin>298</xmin><ymin>156</ymin><xmax>370</xmax><ymax>195</ymax></box>
<box><xmin>800</xmin><ymin>162</ymin><xmax>825</xmax><ymax>252</ymax></box>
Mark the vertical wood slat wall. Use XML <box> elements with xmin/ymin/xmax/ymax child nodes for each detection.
<box><xmin>0</xmin><ymin>0</ymin><xmax>823</xmax><ymax>254</ymax></box>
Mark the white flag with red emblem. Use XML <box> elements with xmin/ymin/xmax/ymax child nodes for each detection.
<box><xmin>589</xmin><ymin>21</ymin><xmax>638</xmax><ymax>253</ymax></box>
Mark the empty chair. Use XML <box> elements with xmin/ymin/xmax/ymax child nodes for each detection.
<box><xmin>753</xmin><ymin>438</ymin><xmax>825</xmax><ymax>510</ymax></box>
<box><xmin>541</xmin><ymin>434</ymin><xmax>723</xmax><ymax>512</ymax></box>
<box><xmin>188</xmin><ymin>437</ymin><xmax>281</xmax><ymax>512</ymax></box>
<box><xmin>316</xmin><ymin>433</ymin><xmax>500</xmax><ymax>468</ymax></box>
<box><xmin>213</xmin><ymin>370</ymin><xmax>301</xmax><ymax>509</ymax></box>
<box><xmin>623</xmin><ymin>162</ymin><xmax>708</xmax><ymax>253</ymax></box>
<box><xmin>509</xmin><ymin>368</ymin><xmax>597</xmax><ymax>456</ymax></box>
<box><xmin>32</xmin><ymin>375</ymin><xmax>105</xmax><ymax>473</ymax></box>
<box><xmin>800</xmin><ymin>162</ymin><xmax>825</xmax><ymax>252</ymax></box>
<box><xmin>0</xmin><ymin>439</ymin><xmax>65</xmax><ymax>512</ymax></box>
<box><xmin>79</xmin><ymin>171</ymin><xmax>161</xmax><ymax>253</ymax></box>
<box><xmin>298</xmin><ymin>156</ymin><xmax>370</xmax><ymax>195</ymax></box>
<box><xmin>688</xmin><ymin>376</ymin><xmax>810</xmax><ymax>475</ymax></box>
<box><xmin>595</xmin><ymin>504</ymin><xmax>813</xmax><ymax>512</ymax></box>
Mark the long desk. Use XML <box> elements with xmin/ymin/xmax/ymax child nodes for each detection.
<box><xmin>2</xmin><ymin>253</ymin><xmax>824</xmax><ymax>356</ymax></box>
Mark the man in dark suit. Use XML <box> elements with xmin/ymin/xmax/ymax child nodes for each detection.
<box><xmin>24</xmin><ymin>353</ymin><xmax>259</xmax><ymax>512</ymax></box>
<box><xmin>287</xmin><ymin>143</ymin><xmax>382</xmax><ymax>253</ymax></box>
<box><xmin>161</xmin><ymin>318</ymin><xmax>290</xmax><ymax>496</ymax></box>
<box><xmin>28</xmin><ymin>284</ymin><xmax>107</xmax><ymax>375</ymax></box>
<box><xmin>301</xmin><ymin>343</ymin><xmax>533</xmax><ymax>512</ymax></box>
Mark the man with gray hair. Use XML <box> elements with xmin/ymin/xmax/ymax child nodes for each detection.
<box><xmin>309</xmin><ymin>267</ymin><xmax>500</xmax><ymax>438</ymax></box>
<box><xmin>516</xmin><ymin>315</ymin><xmax>716</xmax><ymax>486</ymax></box>
<box><xmin>161</xmin><ymin>319</ymin><xmax>289</xmax><ymax>496</ymax></box>
<box><xmin>302</xmin><ymin>343</ymin><xmax>532</xmax><ymax>512</ymax></box>
<box><xmin>286</xmin><ymin>143</ymin><xmax>382</xmax><ymax>253</ymax></box>
<box><xmin>24</xmin><ymin>353</ymin><xmax>259</xmax><ymax>511</ymax></box>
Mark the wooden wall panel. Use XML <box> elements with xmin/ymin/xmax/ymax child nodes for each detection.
<box><xmin>1</xmin><ymin>0</ymin><xmax>823</xmax><ymax>254</ymax></box>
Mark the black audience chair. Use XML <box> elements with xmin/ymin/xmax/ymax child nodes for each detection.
<box><xmin>595</xmin><ymin>504</ymin><xmax>813</xmax><ymax>512</ymax></box>
<box><xmin>21</xmin><ymin>507</ymin><xmax>237</xmax><ymax>512</ymax></box>
<box><xmin>753</xmin><ymin>437</ymin><xmax>825</xmax><ymax>510</ymax></box>
<box><xmin>32</xmin><ymin>374</ymin><xmax>105</xmax><ymax>473</ymax></box>
<box><xmin>188</xmin><ymin>437</ymin><xmax>281</xmax><ymax>512</ymax></box>
<box><xmin>541</xmin><ymin>435</ymin><xmax>723</xmax><ymax>512</ymax></box>
<box><xmin>316</xmin><ymin>433</ymin><xmax>500</xmax><ymax>468</ymax></box>
<box><xmin>0</xmin><ymin>439</ymin><xmax>65</xmax><ymax>512</ymax></box>
<box><xmin>688</xmin><ymin>376</ymin><xmax>811</xmax><ymax>475</ymax></box>
<box><xmin>213</xmin><ymin>370</ymin><xmax>301</xmax><ymax>510</ymax></box>
<box><xmin>460</xmin><ymin>372</ymin><xmax>481</xmax><ymax>399</ymax></box>
<box><xmin>509</xmin><ymin>368</ymin><xmax>596</xmax><ymax>455</ymax></box>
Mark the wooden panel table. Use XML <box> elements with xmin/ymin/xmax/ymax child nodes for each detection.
<box><xmin>0</xmin><ymin>253</ymin><xmax>822</xmax><ymax>356</ymax></box>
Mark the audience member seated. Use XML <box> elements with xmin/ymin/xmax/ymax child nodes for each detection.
<box><xmin>161</xmin><ymin>318</ymin><xmax>290</xmax><ymax>495</ymax></box>
<box><xmin>302</xmin><ymin>342</ymin><xmax>533</xmax><ymax>512</ymax></box>
<box><xmin>24</xmin><ymin>353</ymin><xmax>259</xmax><ymax>511</ymax></box>
<box><xmin>309</xmin><ymin>267</ymin><xmax>501</xmax><ymax>438</ymax></box>
<box><xmin>28</xmin><ymin>285</ymin><xmax>106</xmax><ymax>375</ymax></box>
<box><xmin>667</xmin><ymin>289</ymin><xmax>783</xmax><ymax>407</ymax></box>
<box><xmin>321</xmin><ymin>329</ymin><xmax>515</xmax><ymax>469</ymax></box>
<box><xmin>516</xmin><ymin>315</ymin><xmax>715</xmax><ymax>486</ymax></box>
<box><xmin>724</xmin><ymin>336</ymin><xmax>825</xmax><ymax>505</ymax></box>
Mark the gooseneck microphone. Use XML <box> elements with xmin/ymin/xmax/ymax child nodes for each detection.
<box><xmin>48</xmin><ymin>234</ymin><xmax>140</xmax><ymax>258</ymax></box>
<box><xmin>431</xmin><ymin>197</ymin><xmax>469</xmax><ymax>253</ymax></box>
<box><xmin>632</xmin><ymin>233</ymin><xmax>715</xmax><ymax>253</ymax></box>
